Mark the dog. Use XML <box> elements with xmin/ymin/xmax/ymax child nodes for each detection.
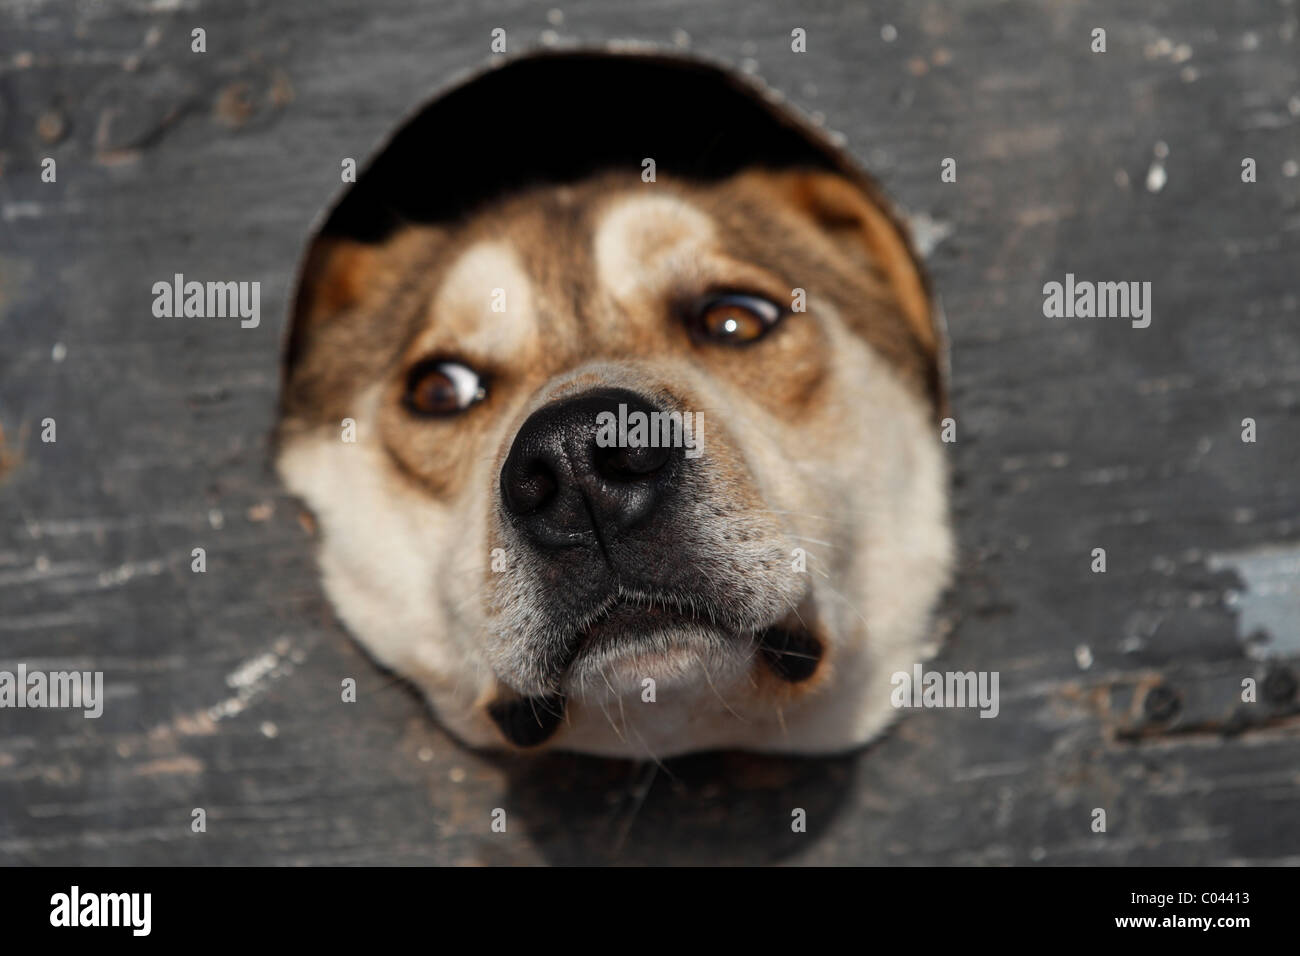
<box><xmin>275</xmin><ymin>54</ymin><xmax>953</xmax><ymax>758</ymax></box>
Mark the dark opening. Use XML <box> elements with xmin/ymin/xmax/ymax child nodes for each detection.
<box><xmin>321</xmin><ymin>50</ymin><xmax>855</xmax><ymax>241</ymax></box>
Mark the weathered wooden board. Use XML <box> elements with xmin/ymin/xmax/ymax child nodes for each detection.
<box><xmin>1</xmin><ymin>0</ymin><xmax>1297</xmax><ymax>865</ymax></box>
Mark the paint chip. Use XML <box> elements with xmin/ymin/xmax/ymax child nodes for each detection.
<box><xmin>1209</xmin><ymin>543</ymin><xmax>1300</xmax><ymax>658</ymax></box>
<box><xmin>1146</xmin><ymin>162</ymin><xmax>1167</xmax><ymax>193</ymax></box>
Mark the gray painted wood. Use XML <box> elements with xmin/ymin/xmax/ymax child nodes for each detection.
<box><xmin>1</xmin><ymin>0</ymin><xmax>1297</xmax><ymax>865</ymax></box>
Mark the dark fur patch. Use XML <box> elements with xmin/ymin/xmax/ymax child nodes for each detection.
<box><xmin>487</xmin><ymin>694</ymin><xmax>567</xmax><ymax>747</ymax></box>
<box><xmin>756</xmin><ymin>626</ymin><xmax>824</xmax><ymax>683</ymax></box>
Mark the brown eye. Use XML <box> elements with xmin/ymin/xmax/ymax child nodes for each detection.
<box><xmin>404</xmin><ymin>359</ymin><xmax>486</xmax><ymax>417</ymax></box>
<box><xmin>690</xmin><ymin>293</ymin><xmax>784</xmax><ymax>345</ymax></box>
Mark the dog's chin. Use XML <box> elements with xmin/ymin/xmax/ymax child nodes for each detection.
<box><xmin>563</xmin><ymin>611</ymin><xmax>742</xmax><ymax>698</ymax></box>
<box><xmin>503</xmin><ymin>592</ymin><xmax>827</xmax><ymax>698</ymax></box>
<box><xmin>481</xmin><ymin>587</ymin><xmax>830</xmax><ymax>747</ymax></box>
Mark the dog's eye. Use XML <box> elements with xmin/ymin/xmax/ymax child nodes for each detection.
<box><xmin>689</xmin><ymin>293</ymin><xmax>784</xmax><ymax>345</ymax></box>
<box><xmin>404</xmin><ymin>359</ymin><xmax>486</xmax><ymax>417</ymax></box>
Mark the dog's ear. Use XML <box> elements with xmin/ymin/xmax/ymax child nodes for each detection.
<box><xmin>285</xmin><ymin>236</ymin><xmax>385</xmax><ymax>371</ymax></box>
<box><xmin>283</xmin><ymin>226</ymin><xmax>444</xmax><ymax>373</ymax></box>
<box><xmin>280</xmin><ymin>228</ymin><xmax>443</xmax><ymax>427</ymax></box>
<box><xmin>756</xmin><ymin>169</ymin><xmax>937</xmax><ymax>358</ymax></box>
<box><xmin>296</xmin><ymin>237</ymin><xmax>381</xmax><ymax>326</ymax></box>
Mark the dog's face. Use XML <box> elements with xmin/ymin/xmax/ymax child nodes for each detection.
<box><xmin>277</xmin><ymin>167</ymin><xmax>952</xmax><ymax>757</ymax></box>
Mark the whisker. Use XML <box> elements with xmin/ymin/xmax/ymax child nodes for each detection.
<box><xmin>611</xmin><ymin>761</ymin><xmax>659</xmax><ymax>854</ymax></box>
<box><xmin>700</xmin><ymin>655</ymin><xmax>747</xmax><ymax>723</ymax></box>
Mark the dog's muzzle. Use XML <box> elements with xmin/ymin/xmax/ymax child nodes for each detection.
<box><xmin>489</xmin><ymin>386</ymin><xmax>822</xmax><ymax>747</ymax></box>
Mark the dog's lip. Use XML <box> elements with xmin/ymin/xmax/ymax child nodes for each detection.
<box><xmin>571</xmin><ymin>591</ymin><xmax>712</xmax><ymax>653</ymax></box>
<box><xmin>560</xmin><ymin>589</ymin><xmax>824</xmax><ymax>684</ymax></box>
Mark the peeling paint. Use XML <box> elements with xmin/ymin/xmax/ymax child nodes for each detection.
<box><xmin>1211</xmin><ymin>543</ymin><xmax>1300</xmax><ymax>658</ymax></box>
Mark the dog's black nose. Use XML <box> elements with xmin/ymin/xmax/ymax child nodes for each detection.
<box><xmin>500</xmin><ymin>387</ymin><xmax>682</xmax><ymax>551</ymax></box>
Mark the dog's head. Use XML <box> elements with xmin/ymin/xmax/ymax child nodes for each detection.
<box><xmin>276</xmin><ymin>53</ymin><xmax>952</xmax><ymax>757</ymax></box>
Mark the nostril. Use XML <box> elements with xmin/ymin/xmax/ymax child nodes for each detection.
<box><xmin>592</xmin><ymin>439</ymin><xmax>673</xmax><ymax>481</ymax></box>
<box><xmin>500</xmin><ymin>387</ymin><xmax>683</xmax><ymax>548</ymax></box>
<box><xmin>501</xmin><ymin>458</ymin><xmax>558</xmax><ymax>516</ymax></box>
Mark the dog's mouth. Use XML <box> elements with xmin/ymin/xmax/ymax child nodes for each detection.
<box><xmin>573</xmin><ymin>591</ymin><xmax>823</xmax><ymax>680</ymax></box>
<box><xmin>573</xmin><ymin>590</ymin><xmax>717</xmax><ymax>656</ymax></box>
<box><xmin>488</xmin><ymin>590</ymin><xmax>825</xmax><ymax>748</ymax></box>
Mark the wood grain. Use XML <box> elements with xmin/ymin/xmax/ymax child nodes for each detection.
<box><xmin>0</xmin><ymin>0</ymin><xmax>1297</xmax><ymax>865</ymax></box>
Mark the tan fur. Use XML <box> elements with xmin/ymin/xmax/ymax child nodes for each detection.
<box><xmin>277</xmin><ymin>169</ymin><xmax>952</xmax><ymax>757</ymax></box>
